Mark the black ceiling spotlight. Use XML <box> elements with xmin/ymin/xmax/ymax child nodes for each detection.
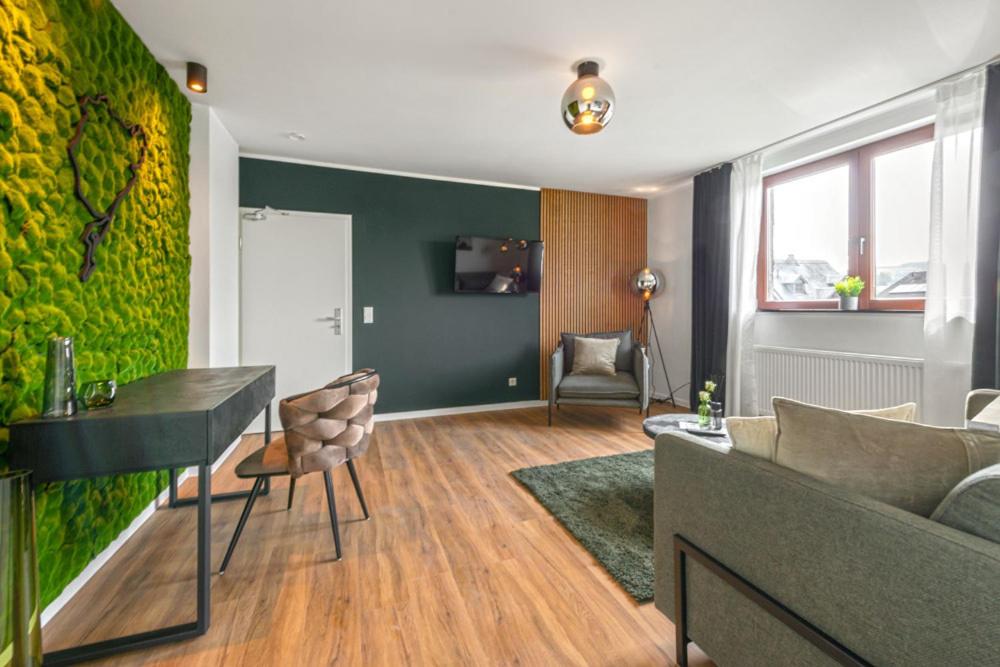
<box><xmin>186</xmin><ymin>62</ymin><xmax>208</xmax><ymax>93</ymax></box>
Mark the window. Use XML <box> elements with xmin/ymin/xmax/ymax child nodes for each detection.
<box><xmin>758</xmin><ymin>125</ymin><xmax>934</xmax><ymax>311</ymax></box>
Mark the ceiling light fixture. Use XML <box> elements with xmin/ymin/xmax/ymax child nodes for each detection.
<box><xmin>561</xmin><ymin>60</ymin><xmax>615</xmax><ymax>135</ymax></box>
<box><xmin>186</xmin><ymin>62</ymin><xmax>208</xmax><ymax>94</ymax></box>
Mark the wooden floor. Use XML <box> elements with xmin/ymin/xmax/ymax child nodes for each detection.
<box><xmin>45</xmin><ymin>404</ymin><xmax>714</xmax><ymax>666</ymax></box>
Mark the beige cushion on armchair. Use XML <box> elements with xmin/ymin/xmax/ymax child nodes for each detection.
<box><xmin>570</xmin><ymin>337</ymin><xmax>619</xmax><ymax>376</ymax></box>
<box><xmin>772</xmin><ymin>398</ymin><xmax>1000</xmax><ymax>516</ymax></box>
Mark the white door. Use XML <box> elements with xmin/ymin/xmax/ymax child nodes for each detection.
<box><xmin>240</xmin><ymin>208</ymin><xmax>352</xmax><ymax>432</ymax></box>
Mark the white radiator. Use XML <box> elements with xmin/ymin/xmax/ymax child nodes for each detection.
<box><xmin>753</xmin><ymin>345</ymin><xmax>924</xmax><ymax>415</ymax></box>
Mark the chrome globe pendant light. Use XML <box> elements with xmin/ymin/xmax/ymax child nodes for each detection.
<box><xmin>561</xmin><ymin>60</ymin><xmax>615</xmax><ymax>135</ymax></box>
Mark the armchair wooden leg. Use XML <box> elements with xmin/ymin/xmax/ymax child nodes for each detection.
<box><xmin>287</xmin><ymin>477</ymin><xmax>296</xmax><ymax>511</ymax></box>
<box><xmin>323</xmin><ymin>470</ymin><xmax>343</xmax><ymax>561</ymax></box>
<box><xmin>219</xmin><ymin>476</ymin><xmax>264</xmax><ymax>574</ymax></box>
<box><xmin>548</xmin><ymin>402</ymin><xmax>553</xmax><ymax>426</ymax></box>
<box><xmin>346</xmin><ymin>460</ymin><xmax>370</xmax><ymax>520</ymax></box>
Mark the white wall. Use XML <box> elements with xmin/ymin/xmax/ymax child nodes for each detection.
<box><xmin>207</xmin><ymin>110</ymin><xmax>240</xmax><ymax>366</ymax></box>
<box><xmin>762</xmin><ymin>90</ymin><xmax>935</xmax><ymax>175</ymax></box>
<box><xmin>754</xmin><ymin>312</ymin><xmax>924</xmax><ymax>358</ymax></box>
<box><xmin>188</xmin><ymin>106</ymin><xmax>211</xmax><ymax>367</ymax></box>
<box><xmin>647</xmin><ymin>180</ymin><xmax>694</xmax><ymax>406</ymax></box>
<box><xmin>188</xmin><ymin>104</ymin><xmax>240</xmax><ymax>368</ymax></box>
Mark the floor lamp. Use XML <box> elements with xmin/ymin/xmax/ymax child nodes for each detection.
<box><xmin>631</xmin><ymin>267</ymin><xmax>677</xmax><ymax>408</ymax></box>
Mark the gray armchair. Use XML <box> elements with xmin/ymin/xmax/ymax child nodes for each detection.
<box><xmin>548</xmin><ymin>330</ymin><xmax>650</xmax><ymax>425</ymax></box>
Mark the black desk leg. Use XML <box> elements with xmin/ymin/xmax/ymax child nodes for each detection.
<box><xmin>263</xmin><ymin>402</ymin><xmax>271</xmax><ymax>495</ymax></box>
<box><xmin>42</xmin><ymin>465</ymin><xmax>212</xmax><ymax>665</ymax></box>
<box><xmin>168</xmin><ymin>403</ymin><xmax>273</xmax><ymax>507</ymax></box>
<box><xmin>265</xmin><ymin>401</ymin><xmax>271</xmax><ymax>444</ymax></box>
<box><xmin>196</xmin><ymin>463</ymin><xmax>211</xmax><ymax>631</ymax></box>
<box><xmin>168</xmin><ymin>468</ymin><xmax>178</xmax><ymax>506</ymax></box>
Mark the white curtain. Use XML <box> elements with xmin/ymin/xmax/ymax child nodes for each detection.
<box><xmin>725</xmin><ymin>153</ymin><xmax>763</xmax><ymax>415</ymax></box>
<box><xmin>923</xmin><ymin>69</ymin><xmax>986</xmax><ymax>425</ymax></box>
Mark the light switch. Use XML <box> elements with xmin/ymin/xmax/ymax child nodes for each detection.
<box><xmin>363</xmin><ymin>306</ymin><xmax>374</xmax><ymax>324</ymax></box>
<box><xmin>508</xmin><ymin>377</ymin><xmax>517</xmax><ymax>387</ymax></box>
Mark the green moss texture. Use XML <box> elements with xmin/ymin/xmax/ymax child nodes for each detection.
<box><xmin>0</xmin><ymin>0</ymin><xmax>190</xmax><ymax>606</ymax></box>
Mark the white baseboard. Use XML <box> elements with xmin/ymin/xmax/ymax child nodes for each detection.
<box><xmin>243</xmin><ymin>401</ymin><xmax>550</xmax><ymax>432</ymax></box>
<box><xmin>245</xmin><ymin>396</ymin><xmax>682</xmax><ymax>430</ymax></box>
<box><xmin>653</xmin><ymin>392</ymin><xmax>690</xmax><ymax>409</ymax></box>
<box><xmin>374</xmin><ymin>400</ymin><xmax>547</xmax><ymax>422</ymax></box>
<box><xmin>41</xmin><ymin>436</ymin><xmax>243</xmax><ymax>627</ymax></box>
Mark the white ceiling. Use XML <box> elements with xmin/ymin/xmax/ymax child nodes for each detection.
<box><xmin>113</xmin><ymin>0</ymin><xmax>1000</xmax><ymax>196</ymax></box>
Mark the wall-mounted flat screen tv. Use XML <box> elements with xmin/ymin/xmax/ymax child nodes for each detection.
<box><xmin>454</xmin><ymin>236</ymin><xmax>544</xmax><ymax>294</ymax></box>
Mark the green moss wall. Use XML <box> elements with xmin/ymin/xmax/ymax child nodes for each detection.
<box><xmin>0</xmin><ymin>0</ymin><xmax>190</xmax><ymax>606</ymax></box>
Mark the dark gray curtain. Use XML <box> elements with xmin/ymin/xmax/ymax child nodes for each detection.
<box><xmin>690</xmin><ymin>163</ymin><xmax>733</xmax><ymax>408</ymax></box>
<box><xmin>972</xmin><ymin>62</ymin><xmax>1000</xmax><ymax>389</ymax></box>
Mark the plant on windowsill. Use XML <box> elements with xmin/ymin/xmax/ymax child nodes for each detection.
<box><xmin>834</xmin><ymin>276</ymin><xmax>865</xmax><ymax>311</ymax></box>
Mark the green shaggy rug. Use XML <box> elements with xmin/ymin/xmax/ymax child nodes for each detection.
<box><xmin>512</xmin><ymin>450</ymin><xmax>654</xmax><ymax>602</ymax></box>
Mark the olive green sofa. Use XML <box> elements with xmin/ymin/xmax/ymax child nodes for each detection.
<box><xmin>653</xmin><ymin>413</ymin><xmax>1000</xmax><ymax>665</ymax></box>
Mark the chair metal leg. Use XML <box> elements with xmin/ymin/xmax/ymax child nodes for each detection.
<box><xmin>346</xmin><ymin>460</ymin><xmax>370</xmax><ymax>519</ymax></box>
<box><xmin>287</xmin><ymin>477</ymin><xmax>296</xmax><ymax>511</ymax></box>
<box><xmin>219</xmin><ymin>476</ymin><xmax>264</xmax><ymax>574</ymax></box>
<box><xmin>323</xmin><ymin>470</ymin><xmax>343</xmax><ymax>561</ymax></box>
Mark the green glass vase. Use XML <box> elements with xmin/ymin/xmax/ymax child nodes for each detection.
<box><xmin>1</xmin><ymin>470</ymin><xmax>42</xmax><ymax>666</ymax></box>
<box><xmin>697</xmin><ymin>400</ymin><xmax>712</xmax><ymax>427</ymax></box>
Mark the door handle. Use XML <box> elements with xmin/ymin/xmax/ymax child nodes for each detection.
<box><xmin>328</xmin><ymin>307</ymin><xmax>343</xmax><ymax>335</ymax></box>
<box><xmin>318</xmin><ymin>308</ymin><xmax>343</xmax><ymax>322</ymax></box>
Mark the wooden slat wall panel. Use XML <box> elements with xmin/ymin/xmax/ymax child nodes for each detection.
<box><xmin>539</xmin><ymin>189</ymin><xmax>647</xmax><ymax>399</ymax></box>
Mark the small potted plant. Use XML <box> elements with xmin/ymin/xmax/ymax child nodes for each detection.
<box><xmin>834</xmin><ymin>276</ymin><xmax>864</xmax><ymax>311</ymax></box>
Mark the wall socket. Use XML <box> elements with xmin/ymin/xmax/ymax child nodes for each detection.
<box><xmin>508</xmin><ymin>377</ymin><xmax>517</xmax><ymax>387</ymax></box>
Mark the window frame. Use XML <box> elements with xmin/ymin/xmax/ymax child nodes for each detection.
<box><xmin>757</xmin><ymin>124</ymin><xmax>934</xmax><ymax>312</ymax></box>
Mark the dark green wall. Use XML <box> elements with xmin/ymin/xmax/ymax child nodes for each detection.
<box><xmin>240</xmin><ymin>158</ymin><xmax>540</xmax><ymax>412</ymax></box>
<box><xmin>0</xmin><ymin>1</ymin><xmax>190</xmax><ymax>605</ymax></box>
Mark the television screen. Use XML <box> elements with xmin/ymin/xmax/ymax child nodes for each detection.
<box><xmin>454</xmin><ymin>236</ymin><xmax>544</xmax><ymax>294</ymax></box>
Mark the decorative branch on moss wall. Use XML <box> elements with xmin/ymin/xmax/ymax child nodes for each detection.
<box><xmin>0</xmin><ymin>0</ymin><xmax>191</xmax><ymax>606</ymax></box>
<box><xmin>67</xmin><ymin>93</ymin><xmax>148</xmax><ymax>282</ymax></box>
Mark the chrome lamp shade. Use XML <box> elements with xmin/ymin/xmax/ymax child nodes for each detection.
<box><xmin>631</xmin><ymin>267</ymin><xmax>663</xmax><ymax>300</ymax></box>
<box><xmin>561</xmin><ymin>61</ymin><xmax>615</xmax><ymax>135</ymax></box>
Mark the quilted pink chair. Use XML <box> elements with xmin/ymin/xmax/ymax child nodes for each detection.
<box><xmin>219</xmin><ymin>369</ymin><xmax>379</xmax><ymax>572</ymax></box>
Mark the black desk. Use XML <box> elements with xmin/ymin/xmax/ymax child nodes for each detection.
<box><xmin>9</xmin><ymin>366</ymin><xmax>276</xmax><ymax>666</ymax></box>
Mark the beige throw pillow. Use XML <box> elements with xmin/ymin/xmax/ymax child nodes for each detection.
<box><xmin>772</xmin><ymin>398</ymin><xmax>1000</xmax><ymax>516</ymax></box>
<box><xmin>727</xmin><ymin>416</ymin><xmax>780</xmax><ymax>460</ymax></box>
<box><xmin>729</xmin><ymin>402</ymin><xmax>918</xmax><ymax>461</ymax></box>
<box><xmin>571</xmin><ymin>337</ymin><xmax>619</xmax><ymax>376</ymax></box>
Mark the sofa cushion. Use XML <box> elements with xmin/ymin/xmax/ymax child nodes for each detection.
<box><xmin>570</xmin><ymin>337</ymin><xmax>618</xmax><ymax>376</ymax></box>
<box><xmin>773</xmin><ymin>397</ymin><xmax>1000</xmax><ymax>516</ymax></box>
<box><xmin>561</xmin><ymin>329</ymin><xmax>632</xmax><ymax>371</ymax></box>
<box><xmin>729</xmin><ymin>402</ymin><xmax>918</xmax><ymax>461</ymax></box>
<box><xmin>930</xmin><ymin>464</ymin><xmax>1000</xmax><ymax>544</ymax></box>
<box><xmin>726</xmin><ymin>416</ymin><xmax>779</xmax><ymax>460</ymax></box>
<box><xmin>558</xmin><ymin>371</ymin><xmax>639</xmax><ymax>399</ymax></box>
